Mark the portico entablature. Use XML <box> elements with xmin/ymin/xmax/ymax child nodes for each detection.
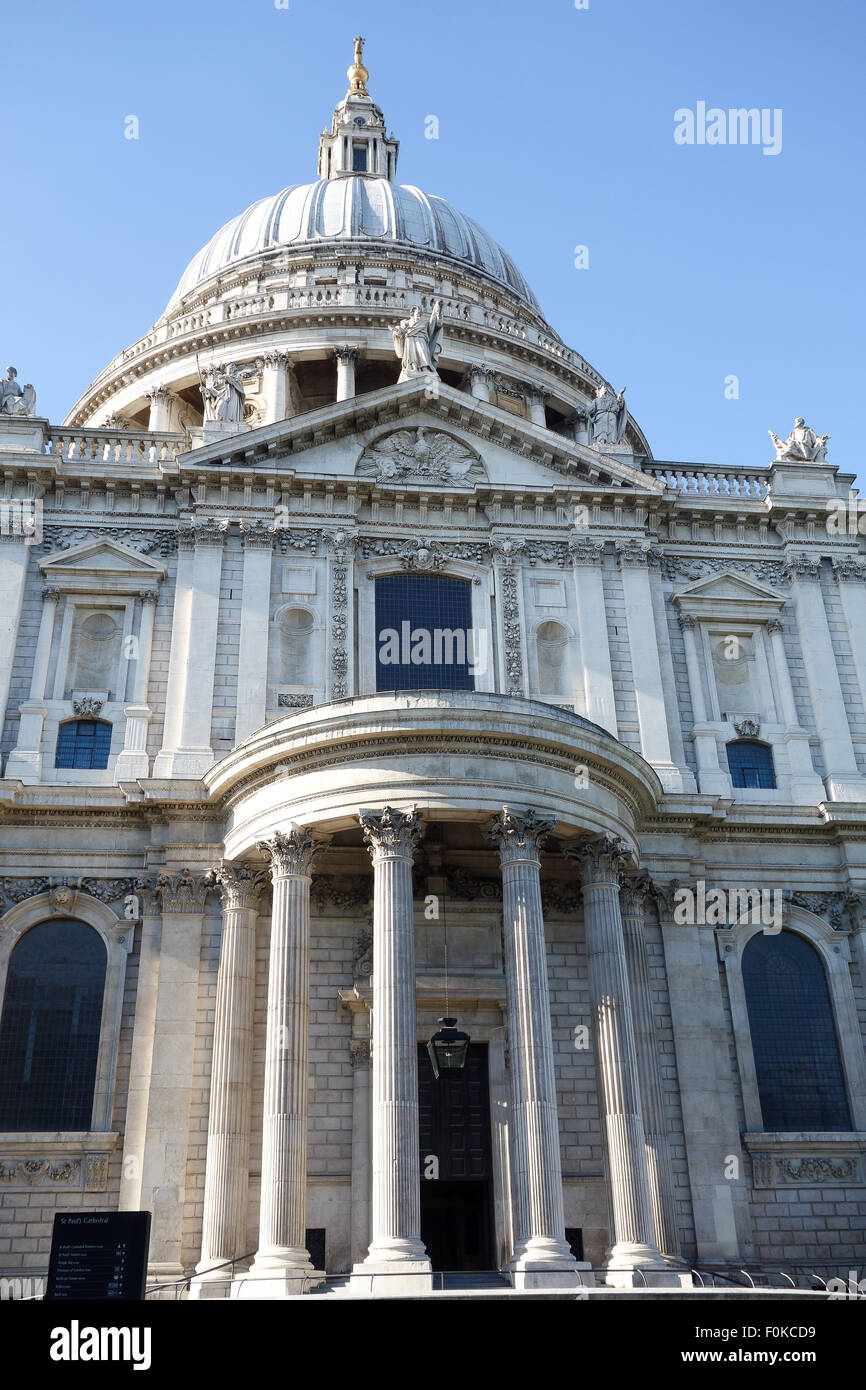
<box><xmin>203</xmin><ymin>692</ymin><xmax>662</xmax><ymax>861</ymax></box>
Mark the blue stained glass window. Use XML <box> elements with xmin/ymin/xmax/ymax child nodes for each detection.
<box><xmin>727</xmin><ymin>739</ymin><xmax>776</xmax><ymax>789</ymax></box>
<box><xmin>56</xmin><ymin>719</ymin><xmax>112</xmax><ymax>770</ymax></box>
<box><xmin>743</xmin><ymin>931</ymin><xmax>851</xmax><ymax>1132</ymax></box>
<box><xmin>375</xmin><ymin>573</ymin><xmax>475</xmax><ymax>692</ymax></box>
<box><xmin>0</xmin><ymin>919</ymin><xmax>107</xmax><ymax>1131</ymax></box>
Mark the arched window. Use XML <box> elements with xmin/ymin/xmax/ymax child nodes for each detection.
<box><xmin>727</xmin><ymin>739</ymin><xmax>775</xmax><ymax>789</ymax></box>
<box><xmin>56</xmin><ymin>719</ymin><xmax>112</xmax><ymax>770</ymax></box>
<box><xmin>375</xmin><ymin>573</ymin><xmax>475</xmax><ymax>692</ymax></box>
<box><xmin>536</xmin><ymin>621</ymin><xmax>570</xmax><ymax>697</ymax></box>
<box><xmin>743</xmin><ymin>931</ymin><xmax>851</xmax><ymax>1131</ymax></box>
<box><xmin>0</xmin><ymin>919</ymin><xmax>107</xmax><ymax>1130</ymax></box>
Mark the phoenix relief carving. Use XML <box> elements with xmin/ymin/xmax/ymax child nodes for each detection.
<box><xmin>356</xmin><ymin>428</ymin><xmax>484</xmax><ymax>485</ymax></box>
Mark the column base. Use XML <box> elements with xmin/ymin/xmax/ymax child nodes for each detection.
<box><xmin>188</xmin><ymin>1269</ymin><xmax>234</xmax><ymax>1300</ymax></box>
<box><xmin>232</xmin><ymin>1253</ymin><xmax>324</xmax><ymax>1299</ymax></box>
<box><xmin>603</xmin><ymin>1241</ymin><xmax>693</xmax><ymax>1288</ymax></box>
<box><xmin>507</xmin><ymin>1236</ymin><xmax>582</xmax><ymax>1289</ymax></box>
<box><xmin>144</xmin><ymin>1262</ymin><xmax>186</xmax><ymax>1299</ymax></box>
<box><xmin>3</xmin><ymin>750</ymin><xmax>41</xmax><ymax>783</ymax></box>
<box><xmin>151</xmin><ymin>746</ymin><xmax>215</xmax><ymax>779</ymax></box>
<box><xmin>351</xmin><ymin>1259</ymin><xmax>433</xmax><ymax>1295</ymax></box>
<box><xmin>824</xmin><ymin>772</ymin><xmax>866</xmax><ymax>802</ymax></box>
<box><xmin>650</xmin><ymin>761</ymin><xmax>686</xmax><ymax>793</ymax></box>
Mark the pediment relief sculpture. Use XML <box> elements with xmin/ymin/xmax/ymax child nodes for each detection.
<box><xmin>356</xmin><ymin>427</ymin><xmax>485</xmax><ymax>485</ymax></box>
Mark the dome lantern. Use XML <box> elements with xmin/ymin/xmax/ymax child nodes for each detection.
<box><xmin>317</xmin><ymin>36</ymin><xmax>400</xmax><ymax>181</ymax></box>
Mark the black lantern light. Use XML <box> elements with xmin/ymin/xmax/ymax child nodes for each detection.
<box><xmin>425</xmin><ymin>861</ymin><xmax>470</xmax><ymax>1077</ymax></box>
<box><xmin>427</xmin><ymin>1017</ymin><xmax>470</xmax><ymax>1079</ymax></box>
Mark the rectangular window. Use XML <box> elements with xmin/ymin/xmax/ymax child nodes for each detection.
<box><xmin>352</xmin><ymin>144</ymin><xmax>368</xmax><ymax>172</ymax></box>
<box><xmin>375</xmin><ymin>574</ymin><xmax>475</xmax><ymax>692</ymax></box>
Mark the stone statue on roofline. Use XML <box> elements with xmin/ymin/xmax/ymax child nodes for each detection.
<box><xmin>393</xmin><ymin>301</ymin><xmax>443</xmax><ymax>383</ymax></box>
<box><xmin>769</xmin><ymin>417</ymin><xmax>829</xmax><ymax>462</ymax></box>
<box><xmin>200</xmin><ymin>361</ymin><xmax>256</xmax><ymax>427</ymax></box>
<box><xmin>577</xmin><ymin>382</ymin><xmax>627</xmax><ymax>448</ymax></box>
<box><xmin>0</xmin><ymin>366</ymin><xmax>37</xmax><ymax>417</ymax></box>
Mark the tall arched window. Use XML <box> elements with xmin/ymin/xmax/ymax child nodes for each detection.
<box><xmin>743</xmin><ymin>931</ymin><xmax>851</xmax><ymax>1131</ymax></box>
<box><xmin>56</xmin><ymin>719</ymin><xmax>112</xmax><ymax>769</ymax></box>
<box><xmin>0</xmin><ymin>919</ymin><xmax>107</xmax><ymax>1130</ymax></box>
<box><xmin>727</xmin><ymin>739</ymin><xmax>776</xmax><ymax>789</ymax></box>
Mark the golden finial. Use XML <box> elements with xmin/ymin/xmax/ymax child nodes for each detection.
<box><xmin>347</xmin><ymin>35</ymin><xmax>369</xmax><ymax>96</ymax></box>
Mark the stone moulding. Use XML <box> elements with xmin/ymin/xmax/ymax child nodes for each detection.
<box><xmin>744</xmin><ymin>1134</ymin><xmax>866</xmax><ymax>1189</ymax></box>
<box><xmin>0</xmin><ymin>1133</ymin><xmax>118</xmax><ymax>1192</ymax></box>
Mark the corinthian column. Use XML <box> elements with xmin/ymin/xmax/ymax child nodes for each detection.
<box><xmin>241</xmin><ymin>828</ymin><xmax>326</xmax><ymax>1298</ymax></box>
<box><xmin>488</xmin><ymin>807</ymin><xmax>578</xmax><ymax>1288</ymax></box>
<box><xmin>619</xmin><ymin>875</ymin><xmax>681</xmax><ymax>1260</ymax></box>
<box><xmin>354</xmin><ymin>807</ymin><xmax>431</xmax><ymax>1289</ymax></box>
<box><xmin>565</xmin><ymin>834</ymin><xmax>666</xmax><ymax>1280</ymax></box>
<box><xmin>191</xmin><ymin>864</ymin><xmax>264</xmax><ymax>1298</ymax></box>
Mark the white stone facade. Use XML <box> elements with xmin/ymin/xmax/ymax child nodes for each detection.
<box><xmin>1</xmin><ymin>47</ymin><xmax>865</xmax><ymax>1294</ymax></box>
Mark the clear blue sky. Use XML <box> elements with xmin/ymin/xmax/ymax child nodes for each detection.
<box><xmin>2</xmin><ymin>0</ymin><xmax>863</xmax><ymax>476</ymax></box>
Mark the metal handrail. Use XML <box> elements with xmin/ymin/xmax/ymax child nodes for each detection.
<box><xmin>144</xmin><ymin>1252</ymin><xmax>257</xmax><ymax>1300</ymax></box>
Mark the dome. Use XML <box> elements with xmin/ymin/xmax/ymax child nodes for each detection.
<box><xmin>165</xmin><ymin>177</ymin><xmax>541</xmax><ymax>316</ymax></box>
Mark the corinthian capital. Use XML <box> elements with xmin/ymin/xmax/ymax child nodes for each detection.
<box><xmin>563</xmin><ymin>832</ymin><xmax>631</xmax><ymax>887</ymax></box>
<box><xmin>486</xmin><ymin>806</ymin><xmax>554</xmax><ymax>864</ymax></box>
<box><xmin>208</xmin><ymin>862</ymin><xmax>267</xmax><ymax>911</ymax></box>
<box><xmin>619</xmin><ymin>871</ymin><xmax>655</xmax><ymax>919</ymax></box>
<box><xmin>359</xmin><ymin>806</ymin><xmax>422</xmax><ymax>860</ymax></box>
<box><xmin>154</xmin><ymin>869</ymin><xmax>212</xmax><ymax>913</ymax></box>
<box><xmin>257</xmin><ymin>828</ymin><xmax>326</xmax><ymax>879</ymax></box>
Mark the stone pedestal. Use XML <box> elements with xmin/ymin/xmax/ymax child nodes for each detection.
<box><xmin>237</xmin><ymin>829</ymin><xmax>326</xmax><ymax>1299</ymax></box>
<box><xmin>488</xmin><ymin>807</ymin><xmax>579</xmax><ymax>1289</ymax></box>
<box><xmin>353</xmin><ymin>807</ymin><xmax>432</xmax><ymax>1291</ymax></box>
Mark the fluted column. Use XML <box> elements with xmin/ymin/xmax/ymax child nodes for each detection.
<box><xmin>243</xmin><ymin>828</ymin><xmax>326</xmax><ymax>1297</ymax></box>
<box><xmin>488</xmin><ymin>807</ymin><xmax>578</xmax><ymax>1287</ymax></box>
<box><xmin>334</xmin><ymin>346</ymin><xmax>359</xmax><ymax>401</ymax></box>
<box><xmin>191</xmin><ymin>865</ymin><xmax>265</xmax><ymax>1296</ymax></box>
<box><xmin>355</xmin><ymin>807</ymin><xmax>431</xmax><ymax>1283</ymax></box>
<box><xmin>565</xmin><ymin>834</ymin><xmax>663</xmax><ymax>1273</ymax></box>
<box><xmin>619</xmin><ymin>875</ymin><xmax>681</xmax><ymax>1260</ymax></box>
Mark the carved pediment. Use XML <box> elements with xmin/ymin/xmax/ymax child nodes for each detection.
<box><xmin>39</xmin><ymin>537</ymin><xmax>166</xmax><ymax>592</ymax></box>
<box><xmin>672</xmin><ymin>568</ymin><xmax>786</xmax><ymax>618</ymax></box>
<box><xmin>356</xmin><ymin>427</ymin><xmax>486</xmax><ymax>486</ymax></box>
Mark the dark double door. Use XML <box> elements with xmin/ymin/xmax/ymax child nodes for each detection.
<box><xmin>417</xmin><ymin>1042</ymin><xmax>494</xmax><ymax>1271</ymax></box>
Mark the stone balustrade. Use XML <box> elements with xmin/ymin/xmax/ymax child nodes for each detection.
<box><xmin>46</xmin><ymin>427</ymin><xmax>186</xmax><ymax>465</ymax></box>
<box><xmin>647</xmin><ymin>464</ymin><xmax>770</xmax><ymax>498</ymax></box>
